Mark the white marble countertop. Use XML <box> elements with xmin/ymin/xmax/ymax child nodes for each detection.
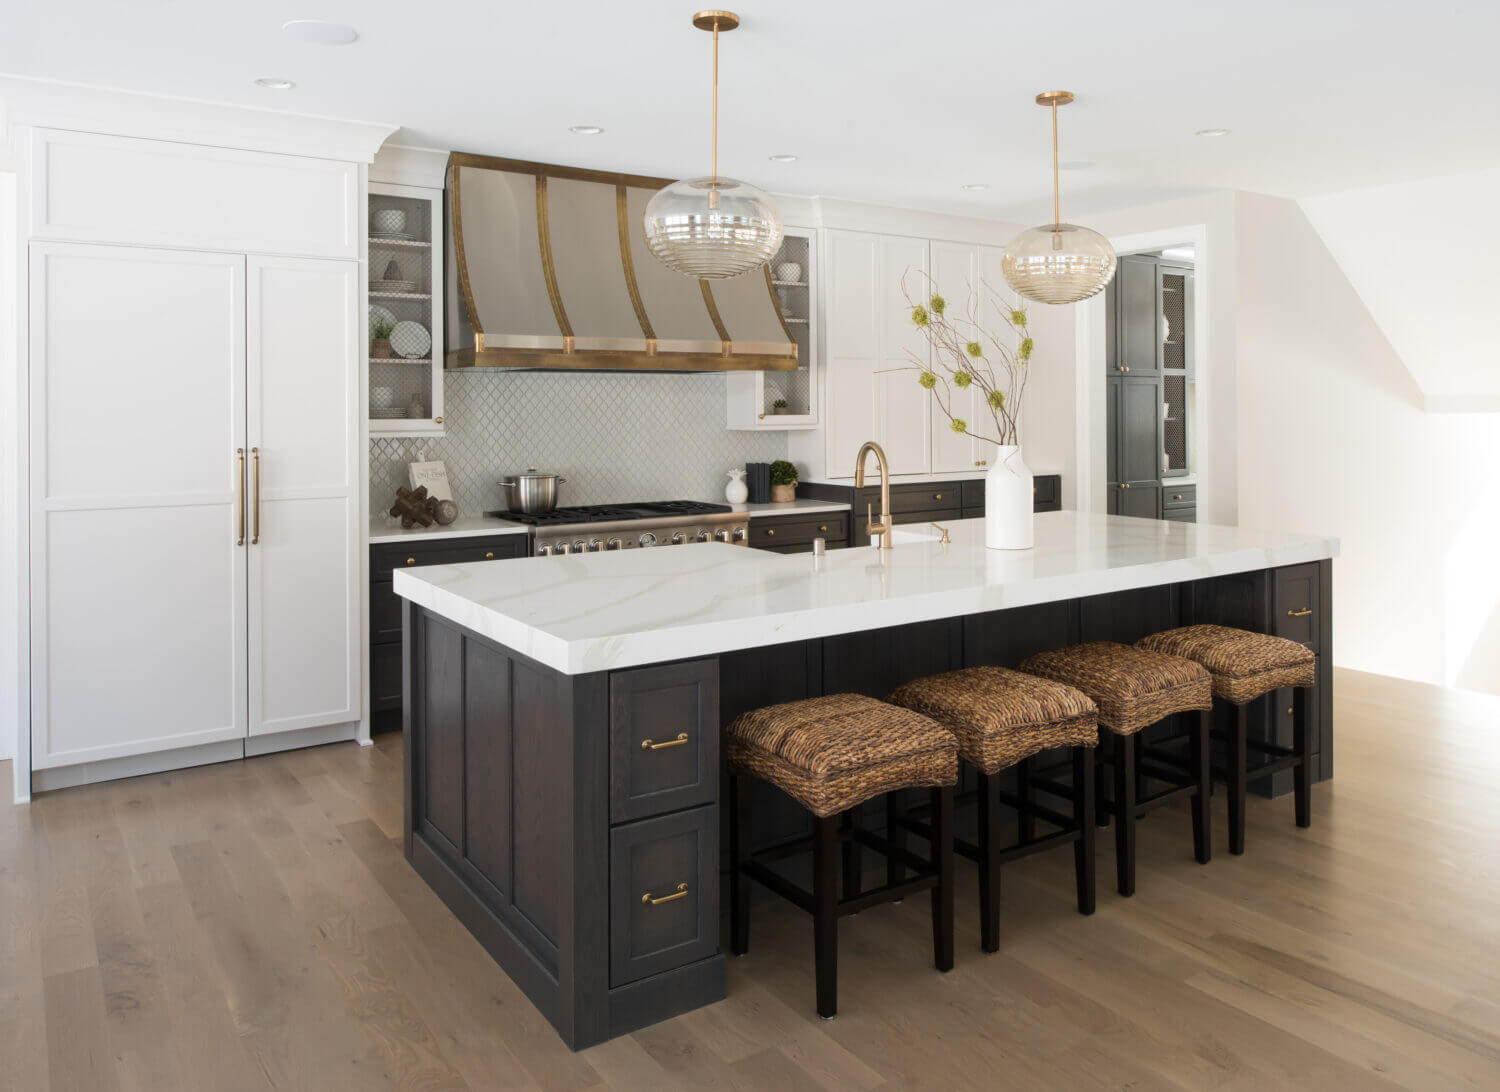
<box><xmin>732</xmin><ymin>499</ymin><xmax>852</xmax><ymax>518</ymax></box>
<box><xmin>369</xmin><ymin>516</ymin><xmax>530</xmax><ymax>544</ymax></box>
<box><xmin>393</xmin><ymin>512</ymin><xmax>1339</xmax><ymax>676</ymax></box>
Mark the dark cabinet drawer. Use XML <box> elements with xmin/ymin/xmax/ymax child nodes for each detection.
<box><xmin>960</xmin><ymin>472</ymin><xmax>1061</xmax><ymax>514</ymax></box>
<box><xmin>749</xmin><ymin>511</ymin><xmax>849</xmax><ymax>549</ymax></box>
<box><xmin>1163</xmin><ymin>484</ymin><xmax>1197</xmax><ymax>507</ymax></box>
<box><xmin>370</xmin><ymin>641</ymin><xmax>403</xmax><ymax>710</ymax></box>
<box><xmin>609</xmin><ymin>660</ymin><xmax>718</xmax><ymax>824</ymax></box>
<box><xmin>372</xmin><ymin>581</ymin><xmax>402</xmax><ymax>643</ymax></box>
<box><xmin>854</xmin><ymin>481</ymin><xmax>962</xmax><ymax>518</ymax></box>
<box><xmin>962</xmin><ymin>478</ymin><xmax>985</xmax><ymax>509</ymax></box>
<box><xmin>610</xmin><ymin>806</ymin><xmax>717</xmax><ymax>987</ymax></box>
<box><xmin>371</xmin><ymin>535</ymin><xmax>528</xmax><ymax>581</ymax></box>
<box><xmin>1273</xmin><ymin>563</ymin><xmax>1320</xmax><ymax>648</ymax></box>
<box><xmin>1163</xmin><ymin>507</ymin><xmax>1197</xmax><ymax>523</ymax></box>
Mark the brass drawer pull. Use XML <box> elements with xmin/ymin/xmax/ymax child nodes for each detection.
<box><xmin>235</xmin><ymin>448</ymin><xmax>246</xmax><ymax>546</ymax></box>
<box><xmin>251</xmin><ymin>447</ymin><xmax>261</xmax><ymax>545</ymax></box>
<box><xmin>1287</xmin><ymin>607</ymin><xmax>1312</xmax><ymax>618</ymax></box>
<box><xmin>642</xmin><ymin>882</ymin><xmax>689</xmax><ymax>906</ymax></box>
<box><xmin>641</xmin><ymin>732</ymin><xmax>689</xmax><ymax>751</ymax></box>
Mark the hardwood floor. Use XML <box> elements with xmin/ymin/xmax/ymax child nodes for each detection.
<box><xmin>4</xmin><ymin>667</ymin><xmax>1500</xmax><ymax>1089</ymax></box>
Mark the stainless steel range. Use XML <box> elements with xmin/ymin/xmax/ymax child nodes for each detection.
<box><xmin>486</xmin><ymin>501</ymin><xmax>748</xmax><ymax>556</ymax></box>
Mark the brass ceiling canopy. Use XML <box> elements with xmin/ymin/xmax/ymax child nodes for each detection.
<box><xmin>691</xmin><ymin>9</ymin><xmax>740</xmax><ymax>31</ymax></box>
<box><xmin>1000</xmin><ymin>90</ymin><xmax>1118</xmax><ymax>305</ymax></box>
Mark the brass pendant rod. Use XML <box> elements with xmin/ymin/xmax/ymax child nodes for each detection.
<box><xmin>1051</xmin><ymin>99</ymin><xmax>1060</xmax><ymax>226</ymax></box>
<box><xmin>711</xmin><ymin>18</ymin><xmax>719</xmax><ymax>183</ymax></box>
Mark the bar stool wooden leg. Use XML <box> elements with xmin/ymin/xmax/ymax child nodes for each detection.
<box><xmin>730</xmin><ymin>774</ymin><xmax>751</xmax><ymax>956</ymax></box>
<box><xmin>1072</xmin><ymin>745</ymin><xmax>1097</xmax><ymax>915</ymax></box>
<box><xmin>1227</xmin><ymin>703</ymin><xmax>1248</xmax><ymax>855</ymax></box>
<box><xmin>1191</xmin><ymin>708</ymin><xmax>1212</xmax><ymax>864</ymax></box>
<box><xmin>1113</xmin><ymin>731</ymin><xmax>1137</xmax><ymax>897</ymax></box>
<box><xmin>1293</xmin><ymin>687</ymin><xmax>1312</xmax><ymax>828</ymax></box>
<box><xmin>886</xmin><ymin>792</ymin><xmax>906</xmax><ymax>887</ymax></box>
<box><xmin>813</xmin><ymin>814</ymin><xmax>839</xmax><ymax>1019</ymax></box>
<box><xmin>1016</xmin><ymin>758</ymin><xmax>1036</xmax><ymax>843</ymax></box>
<box><xmin>930</xmin><ymin>786</ymin><xmax>955</xmax><ymax>972</ymax></box>
<box><xmin>841</xmin><ymin>805</ymin><xmax>862</xmax><ymax>900</ymax></box>
<box><xmin>1134</xmin><ymin>732</ymin><xmax>1147</xmax><ymax>807</ymax></box>
<box><xmin>1095</xmin><ymin>747</ymin><xmax>1111</xmax><ymax>827</ymax></box>
<box><xmin>977</xmin><ymin>771</ymin><xmax>1002</xmax><ymax>952</ymax></box>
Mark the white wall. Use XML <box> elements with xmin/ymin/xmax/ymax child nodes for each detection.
<box><xmin>0</xmin><ymin>171</ymin><xmax>15</xmax><ymax>763</ymax></box>
<box><xmin>1236</xmin><ymin>191</ymin><xmax>1500</xmax><ymax>695</ymax></box>
<box><xmin>1300</xmin><ymin>167</ymin><xmax>1500</xmax><ymax>410</ymax></box>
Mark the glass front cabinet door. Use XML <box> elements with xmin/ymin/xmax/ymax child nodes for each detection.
<box><xmin>368</xmin><ymin>181</ymin><xmax>445</xmax><ymax>436</ymax></box>
<box><xmin>726</xmin><ymin>226</ymin><xmax>819</xmax><ymax>430</ymax></box>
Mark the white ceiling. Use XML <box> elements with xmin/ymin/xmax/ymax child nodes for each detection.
<box><xmin>4</xmin><ymin>1</ymin><xmax>1498</xmax><ymax>220</ymax></box>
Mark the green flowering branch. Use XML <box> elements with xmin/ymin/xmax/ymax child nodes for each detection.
<box><xmin>900</xmin><ymin>272</ymin><xmax>1034</xmax><ymax>448</ymax></box>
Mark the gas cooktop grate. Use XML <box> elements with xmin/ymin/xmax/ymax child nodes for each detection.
<box><xmin>485</xmin><ymin>500</ymin><xmax>732</xmax><ymax>526</ymax></box>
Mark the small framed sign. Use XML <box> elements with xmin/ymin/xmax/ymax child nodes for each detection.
<box><xmin>409</xmin><ymin>460</ymin><xmax>452</xmax><ymax>501</ymax></box>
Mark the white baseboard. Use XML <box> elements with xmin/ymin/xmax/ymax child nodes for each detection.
<box><xmin>245</xmin><ymin>721</ymin><xmax>358</xmax><ymax>757</ymax></box>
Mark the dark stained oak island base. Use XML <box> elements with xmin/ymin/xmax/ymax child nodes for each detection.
<box><xmin>400</xmin><ymin>559</ymin><xmax>1332</xmax><ymax>1049</ymax></box>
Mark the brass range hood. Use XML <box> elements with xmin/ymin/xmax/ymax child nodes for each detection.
<box><xmin>444</xmin><ymin>153</ymin><xmax>797</xmax><ymax>371</ymax></box>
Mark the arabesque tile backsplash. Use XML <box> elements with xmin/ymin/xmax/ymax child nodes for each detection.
<box><xmin>370</xmin><ymin>371</ymin><xmax>788</xmax><ymax>520</ymax></box>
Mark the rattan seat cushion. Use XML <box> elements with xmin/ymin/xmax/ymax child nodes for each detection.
<box><xmin>1018</xmin><ymin>642</ymin><xmax>1212</xmax><ymax>735</ymax></box>
<box><xmin>725</xmin><ymin>693</ymin><xmax>957</xmax><ymax>818</ymax></box>
<box><xmin>1136</xmin><ymin>625</ymin><xmax>1315</xmax><ymax>704</ymax></box>
<box><xmin>886</xmin><ymin>666</ymin><xmax>1099</xmax><ymax>775</ymax></box>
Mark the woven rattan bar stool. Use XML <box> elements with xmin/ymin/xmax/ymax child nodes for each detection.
<box><xmin>887</xmin><ymin>666</ymin><xmax>1099</xmax><ymax>952</ymax></box>
<box><xmin>1019</xmin><ymin>642</ymin><xmax>1213</xmax><ymax>896</ymax></box>
<box><xmin>725</xmin><ymin>693</ymin><xmax>958</xmax><ymax>1019</ymax></box>
<box><xmin>1135</xmin><ymin>625</ymin><xmax>1316</xmax><ymax>853</ymax></box>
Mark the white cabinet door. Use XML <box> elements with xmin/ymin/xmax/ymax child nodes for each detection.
<box><xmin>823</xmin><ymin>230</ymin><xmax>880</xmax><ymax>477</ymax></box>
<box><xmin>247</xmin><ymin>257</ymin><xmax>360</xmax><ymax>737</ymax></box>
<box><xmin>928</xmin><ymin>242</ymin><xmax>983</xmax><ymax>475</ymax></box>
<box><xmin>29</xmin><ymin>244</ymin><xmax>248</xmax><ymax>767</ymax></box>
<box><xmin>875</xmin><ymin>235</ymin><xmax>930</xmax><ymax>474</ymax></box>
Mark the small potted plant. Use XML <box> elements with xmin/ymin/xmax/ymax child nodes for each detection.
<box><xmin>769</xmin><ymin>459</ymin><xmax>799</xmax><ymax>503</ymax></box>
<box><xmin>772</xmin><ymin>398</ymin><xmax>789</xmax><ymax>416</ymax></box>
<box><xmin>371</xmin><ymin>316</ymin><xmax>395</xmax><ymax>359</ymax></box>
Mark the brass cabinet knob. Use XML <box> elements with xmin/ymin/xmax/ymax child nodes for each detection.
<box><xmin>1120</xmin><ymin>483</ymin><xmax>1131</xmax><ymax>490</ymax></box>
<box><xmin>1173</xmin><ymin>493</ymin><xmax>1184</xmax><ymax>500</ymax></box>
<box><xmin>819</xmin><ymin>524</ymin><xmax>828</xmax><ymax>532</ymax></box>
<box><xmin>641</xmin><ymin>882</ymin><xmax>689</xmax><ymax>906</ymax></box>
<box><xmin>1287</xmin><ymin>707</ymin><xmax>1294</xmax><ymax>716</ymax></box>
<box><xmin>435</xmin><ymin>416</ymin><xmax>443</xmax><ymax>424</ymax></box>
<box><xmin>766</xmin><ymin>528</ymin><xmax>775</xmax><ymax>536</ymax></box>
<box><xmin>758</xmin><ymin>413</ymin><xmax>765</xmax><ymax>419</ymax></box>
<box><xmin>485</xmin><ymin>551</ymin><xmax>495</xmax><ymax>559</ymax></box>
<box><xmin>934</xmin><ymin>492</ymin><xmax>943</xmax><ymax>500</ymax></box>
<box><xmin>406</xmin><ymin>557</ymin><xmax>416</xmax><ymax>565</ymax></box>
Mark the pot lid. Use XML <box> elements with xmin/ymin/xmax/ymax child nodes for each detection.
<box><xmin>508</xmin><ymin>467</ymin><xmax>560</xmax><ymax>480</ymax></box>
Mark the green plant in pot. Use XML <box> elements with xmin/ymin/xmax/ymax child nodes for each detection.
<box><xmin>371</xmin><ymin>316</ymin><xmax>395</xmax><ymax>359</ymax></box>
<box><xmin>769</xmin><ymin>459</ymin><xmax>799</xmax><ymax>503</ymax></box>
<box><xmin>772</xmin><ymin>398</ymin><xmax>789</xmax><ymax>415</ymax></box>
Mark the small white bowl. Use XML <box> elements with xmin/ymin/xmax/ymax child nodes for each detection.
<box><xmin>372</xmin><ymin>386</ymin><xmax>395</xmax><ymax>408</ymax></box>
<box><xmin>775</xmin><ymin>262</ymin><xmax>802</xmax><ymax>283</ymax></box>
<box><xmin>371</xmin><ymin>209</ymin><xmax>407</xmax><ymax>234</ymax></box>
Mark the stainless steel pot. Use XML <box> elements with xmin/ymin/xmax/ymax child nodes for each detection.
<box><xmin>498</xmin><ymin>467</ymin><xmax>568</xmax><ymax>514</ymax></box>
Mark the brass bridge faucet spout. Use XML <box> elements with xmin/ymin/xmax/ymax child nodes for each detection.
<box><xmin>855</xmin><ymin>441</ymin><xmax>893</xmax><ymax>550</ymax></box>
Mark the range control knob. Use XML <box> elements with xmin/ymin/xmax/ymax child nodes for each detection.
<box><xmin>731</xmin><ymin>527</ymin><xmax>747</xmax><ymax>542</ymax></box>
<box><xmin>572</xmin><ymin>540</ymin><xmax>587</xmax><ymax>555</ymax></box>
<box><xmin>639</xmin><ymin>531</ymin><xmax>657</xmax><ymax>548</ymax></box>
<box><xmin>537</xmin><ymin>544</ymin><xmax>552</xmax><ymax>557</ymax></box>
<box><xmin>606</xmin><ymin>538</ymin><xmax>623</xmax><ymax>551</ymax></box>
<box><xmin>671</xmin><ymin>531</ymin><xmax>687</xmax><ymax>545</ymax></box>
<box><xmin>588</xmin><ymin>538</ymin><xmax>604</xmax><ymax>552</ymax></box>
<box><xmin>555</xmin><ymin>542</ymin><xmax>571</xmax><ymax>555</ymax></box>
<box><xmin>696</xmin><ymin>529</ymin><xmax>712</xmax><ymax>542</ymax></box>
<box><xmin>715</xmin><ymin>528</ymin><xmax>732</xmax><ymax>543</ymax></box>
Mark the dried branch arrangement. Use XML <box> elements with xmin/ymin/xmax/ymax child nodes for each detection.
<box><xmin>903</xmin><ymin>274</ymin><xmax>1035</xmax><ymax>448</ymax></box>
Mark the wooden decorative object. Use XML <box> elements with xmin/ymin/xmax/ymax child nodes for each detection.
<box><xmin>390</xmin><ymin>485</ymin><xmax>435</xmax><ymax>528</ymax></box>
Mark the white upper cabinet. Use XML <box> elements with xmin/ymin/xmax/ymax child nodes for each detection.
<box><xmin>29</xmin><ymin>128</ymin><xmax>359</xmax><ymax>258</ymax></box>
<box><xmin>875</xmin><ymin>235</ymin><xmax>931</xmax><ymax>475</ymax></box>
<box><xmin>823</xmin><ymin>229</ymin><xmax>880</xmax><ymax>475</ymax></box>
<box><xmin>928</xmin><ymin>241</ymin><xmax>982</xmax><ymax>475</ymax></box>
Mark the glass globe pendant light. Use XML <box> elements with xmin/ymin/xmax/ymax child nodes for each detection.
<box><xmin>1001</xmin><ymin>91</ymin><xmax>1117</xmax><ymax>305</ymax></box>
<box><xmin>643</xmin><ymin>10</ymin><xmax>783</xmax><ymax>279</ymax></box>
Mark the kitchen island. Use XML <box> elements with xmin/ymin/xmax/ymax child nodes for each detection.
<box><xmin>392</xmin><ymin>512</ymin><xmax>1338</xmax><ymax>1049</ymax></box>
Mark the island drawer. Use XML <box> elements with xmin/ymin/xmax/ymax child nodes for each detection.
<box><xmin>1163</xmin><ymin>484</ymin><xmax>1197</xmax><ymax>508</ymax></box>
<box><xmin>609</xmin><ymin>660</ymin><xmax>719</xmax><ymax>823</ymax></box>
<box><xmin>1273</xmin><ymin>563</ymin><xmax>1321</xmax><ymax>647</ymax></box>
<box><xmin>749</xmin><ymin>512</ymin><xmax>849</xmax><ymax>549</ymax></box>
<box><xmin>610</xmin><ymin>805</ymin><xmax>717</xmax><ymax>987</ymax></box>
<box><xmin>370</xmin><ymin>535</ymin><xmax>527</xmax><ymax>582</ymax></box>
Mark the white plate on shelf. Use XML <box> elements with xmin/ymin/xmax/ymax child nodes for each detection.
<box><xmin>370</xmin><ymin>231</ymin><xmax>418</xmax><ymax>242</ymax></box>
<box><xmin>390</xmin><ymin>320</ymin><xmax>432</xmax><ymax>359</ymax></box>
<box><xmin>371</xmin><ymin>408</ymin><xmax>409</xmax><ymax>419</ymax></box>
<box><xmin>368</xmin><ymin>303</ymin><xmax>397</xmax><ymax>329</ymax></box>
<box><xmin>370</xmin><ymin>280</ymin><xmax>418</xmax><ymax>294</ymax></box>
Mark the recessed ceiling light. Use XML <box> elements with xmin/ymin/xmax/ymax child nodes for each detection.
<box><xmin>282</xmin><ymin>20</ymin><xmax>359</xmax><ymax>45</ymax></box>
<box><xmin>569</xmin><ymin>124</ymin><xmax>604</xmax><ymax>135</ymax></box>
<box><xmin>254</xmin><ymin>78</ymin><xmax>295</xmax><ymax>90</ymax></box>
<box><xmin>1059</xmin><ymin>159</ymin><xmax>1094</xmax><ymax>171</ymax></box>
<box><xmin>768</xmin><ymin>154</ymin><xmax>798</xmax><ymax>163</ymax></box>
<box><xmin>1195</xmin><ymin>128</ymin><xmax>1230</xmax><ymax>137</ymax></box>
<box><xmin>960</xmin><ymin>183</ymin><xmax>988</xmax><ymax>191</ymax></box>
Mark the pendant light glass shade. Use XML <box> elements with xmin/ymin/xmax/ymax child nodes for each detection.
<box><xmin>643</xmin><ymin>10</ymin><xmax>782</xmax><ymax>279</ymax></box>
<box><xmin>1002</xmin><ymin>90</ymin><xmax>1116</xmax><ymax>305</ymax></box>
<box><xmin>644</xmin><ymin>176</ymin><xmax>783</xmax><ymax>279</ymax></box>
<box><xmin>1001</xmin><ymin>223</ymin><xmax>1117</xmax><ymax>305</ymax></box>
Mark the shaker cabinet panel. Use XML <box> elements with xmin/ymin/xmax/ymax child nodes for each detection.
<box><xmin>1117</xmin><ymin>376</ymin><xmax>1164</xmax><ymax>486</ymax></box>
<box><xmin>1115</xmin><ymin>256</ymin><xmax>1159</xmax><ymax>376</ymax></box>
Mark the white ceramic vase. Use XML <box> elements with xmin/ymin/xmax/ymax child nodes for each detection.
<box><xmin>725</xmin><ymin>468</ymin><xmax>749</xmax><ymax>504</ymax></box>
<box><xmin>985</xmin><ymin>446</ymin><xmax>1034</xmax><ymax>550</ymax></box>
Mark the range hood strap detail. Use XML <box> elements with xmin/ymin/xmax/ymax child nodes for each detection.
<box><xmin>449</xmin><ymin>165</ymin><xmax>484</xmax><ymax>339</ymax></box>
<box><xmin>616</xmin><ymin>184</ymin><xmax>656</xmax><ymax>340</ymax></box>
<box><xmin>698</xmin><ymin>279</ymin><xmax>732</xmax><ymax>355</ymax></box>
<box><xmin>535</xmin><ymin>176</ymin><xmax>573</xmax><ymax>339</ymax></box>
<box><xmin>764</xmin><ymin>263</ymin><xmax>795</xmax><ymax>342</ymax></box>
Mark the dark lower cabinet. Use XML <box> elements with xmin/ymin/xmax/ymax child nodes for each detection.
<box><xmin>371</xmin><ymin>534</ymin><xmax>529</xmax><ymax>731</ymax></box>
<box><xmin>747</xmin><ymin>511</ymin><xmax>850</xmax><ymax>553</ymax></box>
<box><xmin>801</xmin><ymin>474</ymin><xmax>1062</xmax><ymax>546</ymax></box>
<box><xmin>609</xmin><ymin>806</ymin><xmax>717</xmax><ymax>987</ymax></box>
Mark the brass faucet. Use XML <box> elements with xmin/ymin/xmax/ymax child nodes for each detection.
<box><xmin>854</xmin><ymin>441</ymin><xmax>893</xmax><ymax>549</ymax></box>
